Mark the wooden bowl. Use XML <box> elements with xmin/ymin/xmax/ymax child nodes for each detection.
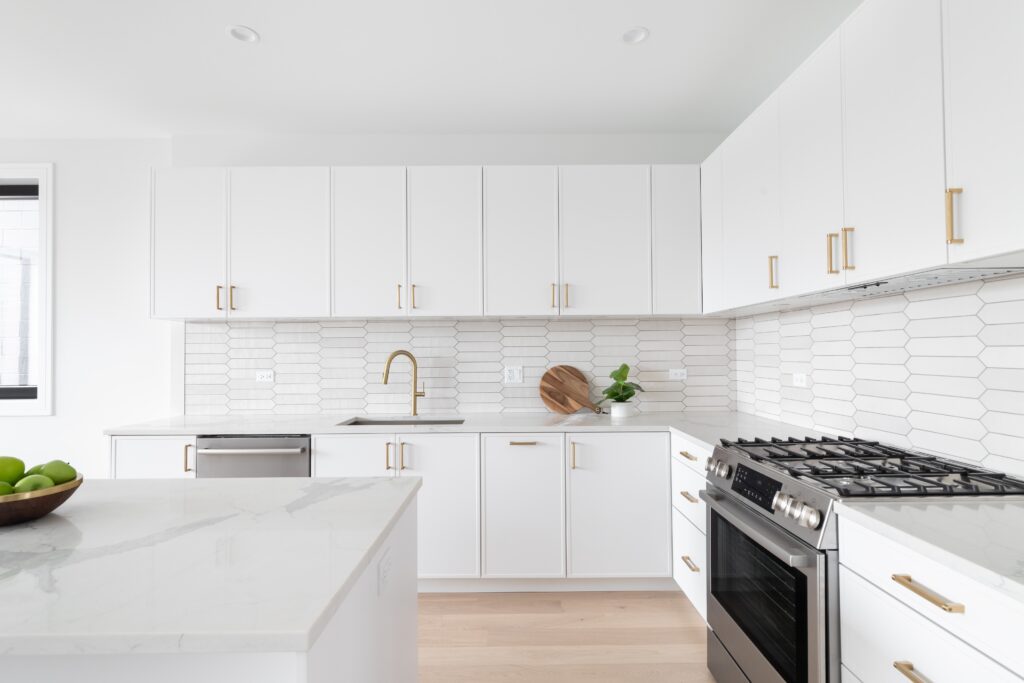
<box><xmin>0</xmin><ymin>475</ymin><xmax>83</xmax><ymax>527</ymax></box>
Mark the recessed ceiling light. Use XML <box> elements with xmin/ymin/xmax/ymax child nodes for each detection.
<box><xmin>227</xmin><ymin>25</ymin><xmax>260</xmax><ymax>43</ymax></box>
<box><xmin>622</xmin><ymin>26</ymin><xmax>650</xmax><ymax>45</ymax></box>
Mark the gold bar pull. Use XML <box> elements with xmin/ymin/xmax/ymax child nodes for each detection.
<box><xmin>229</xmin><ymin>285</ymin><xmax>237</xmax><ymax>311</ymax></box>
<box><xmin>397</xmin><ymin>284</ymin><xmax>402</xmax><ymax>310</ymax></box>
<box><xmin>399</xmin><ymin>442</ymin><xmax>408</xmax><ymax>470</ymax></box>
<box><xmin>768</xmin><ymin>255</ymin><xmax>779</xmax><ymax>289</ymax></box>
<box><xmin>551</xmin><ymin>283</ymin><xmax>557</xmax><ymax>309</ymax></box>
<box><xmin>891</xmin><ymin>574</ymin><xmax>965</xmax><ymax>613</ymax></box>
<box><xmin>385</xmin><ymin>442</ymin><xmax>393</xmax><ymax>471</ymax></box>
<box><xmin>826</xmin><ymin>233</ymin><xmax>839</xmax><ymax>274</ymax></box>
<box><xmin>681</xmin><ymin>556</ymin><xmax>700</xmax><ymax>573</ymax></box>
<box><xmin>946</xmin><ymin>187</ymin><xmax>964</xmax><ymax>244</ymax></box>
<box><xmin>509</xmin><ymin>441</ymin><xmax>538</xmax><ymax>446</ymax></box>
<box><xmin>893</xmin><ymin>661</ymin><xmax>927</xmax><ymax>683</ymax></box>
<box><xmin>216</xmin><ymin>285</ymin><xmax>224</xmax><ymax>311</ymax></box>
<box><xmin>841</xmin><ymin>227</ymin><xmax>855</xmax><ymax>270</ymax></box>
<box><xmin>679</xmin><ymin>450</ymin><xmax>697</xmax><ymax>462</ymax></box>
<box><xmin>410</xmin><ymin>284</ymin><xmax>417</xmax><ymax>309</ymax></box>
<box><xmin>563</xmin><ymin>283</ymin><xmax>570</xmax><ymax>308</ymax></box>
<box><xmin>570</xmin><ymin>441</ymin><xmax>577</xmax><ymax>469</ymax></box>
<box><xmin>183</xmin><ymin>444</ymin><xmax>193</xmax><ymax>473</ymax></box>
<box><xmin>679</xmin><ymin>491</ymin><xmax>698</xmax><ymax>504</ymax></box>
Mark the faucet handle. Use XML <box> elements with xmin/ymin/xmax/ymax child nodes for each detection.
<box><xmin>416</xmin><ymin>381</ymin><xmax>426</xmax><ymax>398</ymax></box>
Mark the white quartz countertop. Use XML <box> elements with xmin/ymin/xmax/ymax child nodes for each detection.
<box><xmin>836</xmin><ymin>498</ymin><xmax>1024</xmax><ymax>603</ymax></box>
<box><xmin>0</xmin><ymin>477</ymin><xmax>420</xmax><ymax>656</ymax></box>
<box><xmin>105</xmin><ymin>411</ymin><xmax>824</xmax><ymax>450</ymax></box>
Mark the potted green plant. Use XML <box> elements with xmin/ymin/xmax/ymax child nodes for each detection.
<box><xmin>599</xmin><ymin>363</ymin><xmax>644</xmax><ymax>418</ymax></box>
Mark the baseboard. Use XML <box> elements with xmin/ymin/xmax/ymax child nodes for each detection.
<box><xmin>418</xmin><ymin>577</ymin><xmax>679</xmax><ymax>593</ymax></box>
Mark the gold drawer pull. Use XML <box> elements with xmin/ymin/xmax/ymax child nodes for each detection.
<box><xmin>410</xmin><ymin>284</ymin><xmax>417</xmax><ymax>309</ymax></box>
<box><xmin>509</xmin><ymin>441</ymin><xmax>538</xmax><ymax>446</ymax></box>
<box><xmin>891</xmin><ymin>574</ymin><xmax>965</xmax><ymax>613</ymax></box>
<box><xmin>215</xmin><ymin>285</ymin><xmax>224</xmax><ymax>311</ymax></box>
<box><xmin>396</xmin><ymin>283</ymin><xmax>402</xmax><ymax>310</ymax></box>
<box><xmin>229</xmin><ymin>285</ymin><xmax>237</xmax><ymax>310</ymax></box>
<box><xmin>893</xmin><ymin>661</ymin><xmax>927</xmax><ymax>683</ymax></box>
<box><xmin>563</xmin><ymin>283</ymin><xmax>570</xmax><ymax>308</ymax></box>
<box><xmin>551</xmin><ymin>283</ymin><xmax>556</xmax><ymax>309</ymax></box>
<box><xmin>679</xmin><ymin>491</ymin><xmax>698</xmax><ymax>504</ymax></box>
<box><xmin>826</xmin><ymin>233</ymin><xmax>839</xmax><ymax>274</ymax></box>
<box><xmin>399</xmin><ymin>442</ymin><xmax>408</xmax><ymax>470</ymax></box>
<box><xmin>678</xmin><ymin>450</ymin><xmax>697</xmax><ymax>462</ymax></box>
<box><xmin>768</xmin><ymin>255</ymin><xmax>779</xmax><ymax>289</ymax></box>
<box><xmin>570</xmin><ymin>441</ymin><xmax>577</xmax><ymax>469</ymax></box>
<box><xmin>385</xmin><ymin>442</ymin><xmax>393</xmax><ymax>471</ymax></box>
<box><xmin>841</xmin><ymin>227</ymin><xmax>855</xmax><ymax>270</ymax></box>
<box><xmin>681</xmin><ymin>556</ymin><xmax>700</xmax><ymax>573</ymax></box>
<box><xmin>946</xmin><ymin>187</ymin><xmax>964</xmax><ymax>244</ymax></box>
<box><xmin>183</xmin><ymin>444</ymin><xmax>193</xmax><ymax>472</ymax></box>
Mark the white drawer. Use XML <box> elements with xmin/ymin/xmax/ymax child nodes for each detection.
<box><xmin>671</xmin><ymin>508</ymin><xmax>707</xmax><ymax>622</ymax></box>
<box><xmin>671</xmin><ymin>429</ymin><xmax>713</xmax><ymax>476</ymax></box>
<box><xmin>670</xmin><ymin>456</ymin><xmax>706</xmax><ymax>533</ymax></box>
<box><xmin>840</xmin><ymin>566</ymin><xmax>1021</xmax><ymax>683</ymax></box>
<box><xmin>840</xmin><ymin>517</ymin><xmax>1024</xmax><ymax>674</ymax></box>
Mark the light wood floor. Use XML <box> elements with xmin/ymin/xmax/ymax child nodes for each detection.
<box><xmin>418</xmin><ymin>591</ymin><xmax>714</xmax><ymax>682</ymax></box>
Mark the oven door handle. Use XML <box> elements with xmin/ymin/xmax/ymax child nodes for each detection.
<box><xmin>196</xmin><ymin>448</ymin><xmax>306</xmax><ymax>457</ymax></box>
<box><xmin>700</xmin><ymin>489</ymin><xmax>819</xmax><ymax>569</ymax></box>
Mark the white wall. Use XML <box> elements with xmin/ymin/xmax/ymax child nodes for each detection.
<box><xmin>0</xmin><ymin>139</ymin><xmax>177</xmax><ymax>478</ymax></box>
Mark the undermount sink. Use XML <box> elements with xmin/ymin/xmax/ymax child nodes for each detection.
<box><xmin>336</xmin><ymin>417</ymin><xmax>466</xmax><ymax>426</ymax></box>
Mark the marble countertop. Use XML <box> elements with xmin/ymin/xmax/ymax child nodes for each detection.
<box><xmin>836</xmin><ymin>498</ymin><xmax>1024</xmax><ymax>603</ymax></box>
<box><xmin>105</xmin><ymin>411</ymin><xmax>824</xmax><ymax>451</ymax></box>
<box><xmin>0</xmin><ymin>477</ymin><xmax>420</xmax><ymax>655</ymax></box>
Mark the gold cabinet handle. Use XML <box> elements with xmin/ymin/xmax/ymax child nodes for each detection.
<box><xmin>679</xmin><ymin>491</ymin><xmax>698</xmax><ymax>504</ymax></box>
<box><xmin>563</xmin><ymin>283</ymin><xmax>570</xmax><ymax>308</ymax></box>
<box><xmin>399</xmin><ymin>442</ymin><xmax>408</xmax><ymax>470</ymax></box>
<box><xmin>215</xmin><ymin>285</ymin><xmax>224</xmax><ymax>311</ymax></box>
<box><xmin>678</xmin><ymin>450</ymin><xmax>697</xmax><ymax>462</ymax></box>
<box><xmin>183</xmin><ymin>444</ymin><xmax>193</xmax><ymax>473</ymax></box>
<box><xmin>826</xmin><ymin>233</ymin><xmax>839</xmax><ymax>274</ymax></box>
<box><xmin>841</xmin><ymin>227</ymin><xmax>855</xmax><ymax>270</ymax></box>
<box><xmin>946</xmin><ymin>187</ymin><xmax>964</xmax><ymax>244</ymax></box>
<box><xmin>681</xmin><ymin>555</ymin><xmax>700</xmax><ymax>573</ymax></box>
<box><xmin>385</xmin><ymin>442</ymin><xmax>393</xmax><ymax>471</ymax></box>
<box><xmin>570</xmin><ymin>441</ymin><xmax>577</xmax><ymax>469</ymax></box>
<box><xmin>551</xmin><ymin>283</ymin><xmax>556</xmax><ymax>309</ymax></box>
<box><xmin>893</xmin><ymin>661</ymin><xmax>927</xmax><ymax>683</ymax></box>
<box><xmin>509</xmin><ymin>441</ymin><xmax>538</xmax><ymax>446</ymax></box>
<box><xmin>229</xmin><ymin>285</ymin><xmax>237</xmax><ymax>310</ymax></box>
<box><xmin>411</xmin><ymin>284</ymin><xmax>417</xmax><ymax>309</ymax></box>
<box><xmin>397</xmin><ymin>284</ymin><xmax>402</xmax><ymax>310</ymax></box>
<box><xmin>891</xmin><ymin>574</ymin><xmax>965</xmax><ymax>613</ymax></box>
<box><xmin>768</xmin><ymin>255</ymin><xmax>779</xmax><ymax>289</ymax></box>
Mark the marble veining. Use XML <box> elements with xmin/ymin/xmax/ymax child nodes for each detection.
<box><xmin>0</xmin><ymin>477</ymin><xmax>420</xmax><ymax>656</ymax></box>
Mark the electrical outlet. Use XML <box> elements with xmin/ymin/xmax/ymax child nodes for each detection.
<box><xmin>503</xmin><ymin>366</ymin><xmax>523</xmax><ymax>384</ymax></box>
<box><xmin>792</xmin><ymin>372</ymin><xmax>808</xmax><ymax>388</ymax></box>
<box><xmin>669</xmin><ymin>368</ymin><xmax>688</xmax><ymax>381</ymax></box>
<box><xmin>255</xmin><ymin>370</ymin><xmax>274</xmax><ymax>384</ymax></box>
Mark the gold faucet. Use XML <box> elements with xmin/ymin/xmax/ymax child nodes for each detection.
<box><xmin>382</xmin><ymin>349</ymin><xmax>426</xmax><ymax>417</ymax></box>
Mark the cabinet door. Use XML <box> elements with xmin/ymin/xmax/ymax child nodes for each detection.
<box><xmin>652</xmin><ymin>165</ymin><xmax>702</xmax><ymax>315</ymax></box>
<box><xmin>312</xmin><ymin>434</ymin><xmax>396</xmax><ymax>477</ymax></box>
<box><xmin>332</xmin><ymin>167</ymin><xmax>408</xmax><ymax>316</ymax></box>
<box><xmin>481</xmin><ymin>434</ymin><xmax>564</xmax><ymax>578</ymax></box>
<box><xmin>672</xmin><ymin>509</ymin><xmax>707</xmax><ymax>622</ymax></box>
<box><xmin>399</xmin><ymin>434</ymin><xmax>480</xmax><ymax>578</ymax></box>
<box><xmin>943</xmin><ymin>0</ymin><xmax>1024</xmax><ymax>263</ymax></box>
<box><xmin>483</xmin><ymin>166</ymin><xmax>559</xmax><ymax>316</ymax></box>
<box><xmin>559</xmin><ymin>166</ymin><xmax>652</xmax><ymax>315</ymax></box>
<box><xmin>780</xmin><ymin>33</ymin><xmax>847</xmax><ymax>296</ymax></box>
<box><xmin>566</xmin><ymin>432</ymin><xmax>670</xmax><ymax>577</ymax></box>
<box><xmin>228</xmin><ymin>167</ymin><xmax>331</xmax><ymax>318</ymax></box>
<box><xmin>152</xmin><ymin>168</ymin><xmax>227</xmax><ymax>319</ymax></box>
<box><xmin>407</xmin><ymin>166</ymin><xmax>482</xmax><ymax>316</ymax></box>
<box><xmin>842</xmin><ymin>0</ymin><xmax>947</xmax><ymax>283</ymax></box>
<box><xmin>700</xmin><ymin>149</ymin><xmax>726</xmax><ymax>313</ymax></box>
<box><xmin>112</xmin><ymin>436</ymin><xmax>196</xmax><ymax>479</ymax></box>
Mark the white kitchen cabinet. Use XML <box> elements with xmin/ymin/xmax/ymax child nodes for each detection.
<box><xmin>483</xmin><ymin>166</ymin><xmax>559</xmax><ymax>316</ymax></box>
<box><xmin>942</xmin><ymin>0</ymin><xmax>1024</xmax><ymax>263</ymax></box>
<box><xmin>779</xmin><ymin>32</ymin><xmax>847</xmax><ymax>297</ymax></box>
<box><xmin>151</xmin><ymin>167</ymin><xmax>227</xmax><ymax>319</ymax></box>
<box><xmin>672</xmin><ymin>509</ymin><xmax>707</xmax><ymax>622</ymax></box>
<box><xmin>566</xmin><ymin>432</ymin><xmax>670</xmax><ymax>577</ymax></box>
<box><xmin>481</xmin><ymin>434</ymin><xmax>564</xmax><ymax>578</ymax></box>
<box><xmin>407</xmin><ymin>166</ymin><xmax>482</xmax><ymax>316</ymax></box>
<box><xmin>398</xmin><ymin>433</ymin><xmax>480</xmax><ymax>578</ymax></box>
<box><xmin>841</xmin><ymin>0</ymin><xmax>947</xmax><ymax>284</ymax></box>
<box><xmin>228</xmin><ymin>167</ymin><xmax>331</xmax><ymax>318</ymax></box>
<box><xmin>559</xmin><ymin>166</ymin><xmax>652</xmax><ymax>316</ymax></box>
<box><xmin>652</xmin><ymin>165</ymin><xmax>702</xmax><ymax>315</ymax></box>
<box><xmin>332</xmin><ymin>167</ymin><xmax>408</xmax><ymax>317</ymax></box>
<box><xmin>312</xmin><ymin>434</ymin><xmax>395</xmax><ymax>477</ymax></box>
<box><xmin>700</xmin><ymin>149</ymin><xmax>726</xmax><ymax>314</ymax></box>
<box><xmin>111</xmin><ymin>436</ymin><xmax>196</xmax><ymax>479</ymax></box>
<box><xmin>722</xmin><ymin>94</ymin><xmax>785</xmax><ymax>309</ymax></box>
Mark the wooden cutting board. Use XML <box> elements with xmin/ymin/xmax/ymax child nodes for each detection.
<box><xmin>539</xmin><ymin>365</ymin><xmax>601</xmax><ymax>414</ymax></box>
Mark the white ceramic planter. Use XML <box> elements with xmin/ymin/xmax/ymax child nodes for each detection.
<box><xmin>608</xmin><ymin>402</ymin><xmax>635</xmax><ymax>418</ymax></box>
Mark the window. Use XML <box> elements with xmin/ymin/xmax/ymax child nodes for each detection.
<box><xmin>0</xmin><ymin>164</ymin><xmax>52</xmax><ymax>415</ymax></box>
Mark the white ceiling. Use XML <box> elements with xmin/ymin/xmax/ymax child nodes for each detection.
<box><xmin>1</xmin><ymin>0</ymin><xmax>861</xmax><ymax>138</ymax></box>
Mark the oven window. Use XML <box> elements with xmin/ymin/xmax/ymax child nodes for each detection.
<box><xmin>710</xmin><ymin>511</ymin><xmax>808</xmax><ymax>683</ymax></box>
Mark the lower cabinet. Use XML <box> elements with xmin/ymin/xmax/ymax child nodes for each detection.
<box><xmin>481</xmin><ymin>434</ymin><xmax>565</xmax><ymax>577</ymax></box>
<box><xmin>672</xmin><ymin>508</ymin><xmax>707</xmax><ymax>621</ymax></box>
<box><xmin>312</xmin><ymin>434</ymin><xmax>393</xmax><ymax>477</ymax></box>
<box><xmin>111</xmin><ymin>436</ymin><xmax>196</xmax><ymax>479</ymax></box>
<box><xmin>566</xmin><ymin>432</ymin><xmax>671</xmax><ymax>577</ymax></box>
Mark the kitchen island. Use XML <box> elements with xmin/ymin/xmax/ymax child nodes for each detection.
<box><xmin>0</xmin><ymin>477</ymin><xmax>420</xmax><ymax>683</ymax></box>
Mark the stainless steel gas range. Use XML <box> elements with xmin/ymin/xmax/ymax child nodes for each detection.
<box><xmin>701</xmin><ymin>436</ymin><xmax>1024</xmax><ymax>683</ymax></box>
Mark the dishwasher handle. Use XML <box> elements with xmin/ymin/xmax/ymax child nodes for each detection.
<box><xmin>196</xmin><ymin>447</ymin><xmax>306</xmax><ymax>456</ymax></box>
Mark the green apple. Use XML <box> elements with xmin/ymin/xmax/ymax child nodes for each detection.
<box><xmin>25</xmin><ymin>464</ymin><xmax>44</xmax><ymax>476</ymax></box>
<box><xmin>13</xmin><ymin>474</ymin><xmax>54</xmax><ymax>494</ymax></box>
<box><xmin>40</xmin><ymin>461</ymin><xmax>77</xmax><ymax>485</ymax></box>
<box><xmin>0</xmin><ymin>456</ymin><xmax>25</xmax><ymax>485</ymax></box>
<box><xmin>0</xmin><ymin>482</ymin><xmax>14</xmax><ymax>496</ymax></box>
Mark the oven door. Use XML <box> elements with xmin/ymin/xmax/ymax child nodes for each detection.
<box><xmin>701</xmin><ymin>487</ymin><xmax>829</xmax><ymax>683</ymax></box>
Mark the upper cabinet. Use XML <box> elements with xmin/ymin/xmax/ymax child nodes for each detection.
<box><xmin>559</xmin><ymin>165</ymin><xmax>652</xmax><ymax>316</ymax></box>
<box><xmin>407</xmin><ymin>166</ymin><xmax>483</xmax><ymax>317</ymax></box>
<box><xmin>841</xmin><ymin>0</ymin><xmax>947</xmax><ymax>285</ymax></box>
<box><xmin>151</xmin><ymin>167</ymin><xmax>227</xmax><ymax>319</ymax></box>
<box><xmin>332</xmin><ymin>167</ymin><xmax>408</xmax><ymax>317</ymax></box>
<box><xmin>483</xmin><ymin>166</ymin><xmax>559</xmax><ymax>316</ymax></box>
<box><xmin>942</xmin><ymin>0</ymin><xmax>1024</xmax><ymax>263</ymax></box>
<box><xmin>652</xmin><ymin>165</ymin><xmax>702</xmax><ymax>315</ymax></box>
<box><xmin>700</xmin><ymin>149</ymin><xmax>726</xmax><ymax>314</ymax></box>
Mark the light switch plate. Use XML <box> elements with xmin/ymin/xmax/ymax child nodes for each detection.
<box><xmin>792</xmin><ymin>372</ymin><xmax>808</xmax><ymax>388</ymax></box>
<box><xmin>255</xmin><ymin>370</ymin><xmax>275</xmax><ymax>384</ymax></box>
<box><xmin>503</xmin><ymin>366</ymin><xmax>523</xmax><ymax>384</ymax></box>
<box><xmin>669</xmin><ymin>368</ymin><xmax>688</xmax><ymax>381</ymax></box>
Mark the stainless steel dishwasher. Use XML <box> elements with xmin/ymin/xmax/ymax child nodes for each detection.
<box><xmin>195</xmin><ymin>435</ymin><xmax>311</xmax><ymax>478</ymax></box>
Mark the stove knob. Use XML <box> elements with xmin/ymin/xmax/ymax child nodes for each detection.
<box><xmin>713</xmin><ymin>461</ymin><xmax>732</xmax><ymax>479</ymax></box>
<box><xmin>797</xmin><ymin>505</ymin><xmax>822</xmax><ymax>530</ymax></box>
<box><xmin>771</xmin><ymin>492</ymin><xmax>791</xmax><ymax>514</ymax></box>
